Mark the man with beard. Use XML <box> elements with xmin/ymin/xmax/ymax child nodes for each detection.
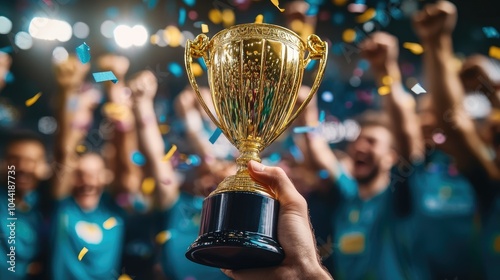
<box><xmin>0</xmin><ymin>131</ymin><xmax>50</xmax><ymax>280</ymax></box>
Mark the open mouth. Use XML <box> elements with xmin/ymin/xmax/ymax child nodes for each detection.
<box><xmin>75</xmin><ymin>185</ymin><xmax>98</xmax><ymax>197</ymax></box>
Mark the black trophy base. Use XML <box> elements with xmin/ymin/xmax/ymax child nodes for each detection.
<box><xmin>186</xmin><ymin>191</ymin><xmax>284</xmax><ymax>269</ymax></box>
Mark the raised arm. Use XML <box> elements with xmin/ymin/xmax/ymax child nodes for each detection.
<box><xmin>52</xmin><ymin>55</ymin><xmax>98</xmax><ymax>199</ymax></box>
<box><xmin>460</xmin><ymin>54</ymin><xmax>500</xmax><ymax>109</ymax></box>
<box><xmin>97</xmin><ymin>55</ymin><xmax>142</xmax><ymax>194</ymax></box>
<box><xmin>413</xmin><ymin>1</ymin><xmax>500</xmax><ymax>180</ymax></box>
<box><xmin>361</xmin><ymin>32</ymin><xmax>424</xmax><ymax>162</ymax></box>
<box><xmin>0</xmin><ymin>51</ymin><xmax>12</xmax><ymax>91</ymax></box>
<box><xmin>129</xmin><ymin>70</ymin><xmax>179</xmax><ymax>209</ymax></box>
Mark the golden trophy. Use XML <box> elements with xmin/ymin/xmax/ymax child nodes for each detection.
<box><xmin>184</xmin><ymin>23</ymin><xmax>327</xmax><ymax>269</ymax></box>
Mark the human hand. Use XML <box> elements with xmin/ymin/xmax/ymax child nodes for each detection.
<box><xmin>129</xmin><ymin>70</ymin><xmax>158</xmax><ymax>102</ymax></box>
<box><xmin>460</xmin><ymin>54</ymin><xmax>500</xmax><ymax>94</ymax></box>
<box><xmin>97</xmin><ymin>54</ymin><xmax>130</xmax><ymax>81</ymax></box>
<box><xmin>412</xmin><ymin>1</ymin><xmax>457</xmax><ymax>42</ymax></box>
<box><xmin>54</xmin><ymin>55</ymin><xmax>90</xmax><ymax>91</ymax></box>
<box><xmin>221</xmin><ymin>161</ymin><xmax>331</xmax><ymax>280</ymax></box>
<box><xmin>360</xmin><ymin>32</ymin><xmax>400</xmax><ymax>79</ymax></box>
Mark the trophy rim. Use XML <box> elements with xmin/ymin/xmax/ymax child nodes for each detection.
<box><xmin>210</xmin><ymin>22</ymin><xmax>306</xmax><ymax>49</ymax></box>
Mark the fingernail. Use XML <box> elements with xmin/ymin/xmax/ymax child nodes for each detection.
<box><xmin>249</xmin><ymin>160</ymin><xmax>266</xmax><ymax>172</ymax></box>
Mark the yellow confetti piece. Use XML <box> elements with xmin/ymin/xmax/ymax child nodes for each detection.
<box><xmin>488</xmin><ymin>46</ymin><xmax>500</xmax><ymax>60</ymax></box>
<box><xmin>201</xmin><ymin>24</ymin><xmax>209</xmax><ymax>33</ymax></box>
<box><xmin>378</xmin><ymin>86</ymin><xmax>391</xmax><ymax>96</ymax></box>
<box><xmin>155</xmin><ymin>230</ymin><xmax>171</xmax><ymax>244</ymax></box>
<box><xmin>76</xmin><ymin>144</ymin><xmax>87</xmax><ymax>153</ymax></box>
<box><xmin>78</xmin><ymin>247</ymin><xmax>88</xmax><ymax>261</ymax></box>
<box><xmin>342</xmin><ymin>29</ymin><xmax>356</xmax><ymax>43</ymax></box>
<box><xmin>403</xmin><ymin>42</ymin><xmax>424</xmax><ymax>55</ymax></box>
<box><xmin>118</xmin><ymin>274</ymin><xmax>133</xmax><ymax>280</ymax></box>
<box><xmin>190</xmin><ymin>62</ymin><xmax>203</xmax><ymax>77</ymax></box>
<box><xmin>25</xmin><ymin>92</ymin><xmax>42</xmax><ymax>107</ymax></box>
<box><xmin>255</xmin><ymin>14</ymin><xmax>264</xmax><ymax>24</ymax></box>
<box><xmin>208</xmin><ymin>9</ymin><xmax>222</xmax><ymax>24</ymax></box>
<box><xmin>381</xmin><ymin>75</ymin><xmax>393</xmax><ymax>86</ymax></box>
<box><xmin>159</xmin><ymin>124</ymin><xmax>170</xmax><ymax>134</ymax></box>
<box><xmin>333</xmin><ymin>0</ymin><xmax>347</xmax><ymax>6</ymax></box>
<box><xmin>141</xmin><ymin>177</ymin><xmax>156</xmax><ymax>195</ymax></box>
<box><xmin>355</xmin><ymin>8</ymin><xmax>376</xmax><ymax>23</ymax></box>
<box><xmin>270</xmin><ymin>0</ymin><xmax>285</xmax><ymax>12</ymax></box>
<box><xmin>103</xmin><ymin>217</ymin><xmax>117</xmax><ymax>230</ymax></box>
<box><xmin>163</xmin><ymin>144</ymin><xmax>177</xmax><ymax>162</ymax></box>
<box><xmin>150</xmin><ymin>34</ymin><xmax>159</xmax><ymax>45</ymax></box>
<box><xmin>221</xmin><ymin>9</ymin><xmax>235</xmax><ymax>27</ymax></box>
<box><xmin>290</xmin><ymin>19</ymin><xmax>304</xmax><ymax>33</ymax></box>
<box><xmin>494</xmin><ymin>235</ymin><xmax>500</xmax><ymax>253</ymax></box>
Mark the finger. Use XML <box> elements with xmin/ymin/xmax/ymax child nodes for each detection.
<box><xmin>247</xmin><ymin>161</ymin><xmax>307</xmax><ymax>212</ymax></box>
<box><xmin>221</xmin><ymin>267</ymin><xmax>275</xmax><ymax>280</ymax></box>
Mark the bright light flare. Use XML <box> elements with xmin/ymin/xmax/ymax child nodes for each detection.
<box><xmin>113</xmin><ymin>24</ymin><xmax>148</xmax><ymax>48</ymax></box>
<box><xmin>29</xmin><ymin>17</ymin><xmax>72</xmax><ymax>42</ymax></box>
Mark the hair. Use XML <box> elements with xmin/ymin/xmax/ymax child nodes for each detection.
<box><xmin>4</xmin><ymin>130</ymin><xmax>46</xmax><ymax>153</ymax></box>
<box><xmin>354</xmin><ymin>110</ymin><xmax>395</xmax><ymax>148</ymax></box>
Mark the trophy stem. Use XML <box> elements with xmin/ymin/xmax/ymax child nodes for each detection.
<box><xmin>235</xmin><ymin>140</ymin><xmax>262</xmax><ymax>175</ymax></box>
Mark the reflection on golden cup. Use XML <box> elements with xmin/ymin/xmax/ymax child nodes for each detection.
<box><xmin>184</xmin><ymin>23</ymin><xmax>327</xmax><ymax>269</ymax></box>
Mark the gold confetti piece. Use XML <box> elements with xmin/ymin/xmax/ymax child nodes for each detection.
<box><xmin>25</xmin><ymin>92</ymin><xmax>42</xmax><ymax>107</ymax></box>
<box><xmin>118</xmin><ymin>274</ymin><xmax>133</xmax><ymax>280</ymax></box>
<box><xmin>342</xmin><ymin>29</ymin><xmax>356</xmax><ymax>43</ymax></box>
<box><xmin>270</xmin><ymin>0</ymin><xmax>285</xmax><ymax>12</ymax></box>
<box><xmin>76</xmin><ymin>144</ymin><xmax>87</xmax><ymax>153</ymax></box>
<box><xmin>378</xmin><ymin>86</ymin><xmax>391</xmax><ymax>96</ymax></box>
<box><xmin>78</xmin><ymin>247</ymin><xmax>88</xmax><ymax>261</ymax></box>
<box><xmin>155</xmin><ymin>230</ymin><xmax>171</xmax><ymax>244</ymax></box>
<box><xmin>201</xmin><ymin>24</ymin><xmax>209</xmax><ymax>33</ymax></box>
<box><xmin>208</xmin><ymin>9</ymin><xmax>222</xmax><ymax>24</ymax></box>
<box><xmin>355</xmin><ymin>8</ymin><xmax>376</xmax><ymax>23</ymax></box>
<box><xmin>190</xmin><ymin>62</ymin><xmax>203</xmax><ymax>77</ymax></box>
<box><xmin>163</xmin><ymin>144</ymin><xmax>177</xmax><ymax>162</ymax></box>
<box><xmin>103</xmin><ymin>217</ymin><xmax>117</xmax><ymax>230</ymax></box>
<box><xmin>381</xmin><ymin>75</ymin><xmax>393</xmax><ymax>86</ymax></box>
<box><xmin>255</xmin><ymin>14</ymin><xmax>264</xmax><ymax>24</ymax></box>
<box><xmin>333</xmin><ymin>0</ymin><xmax>347</xmax><ymax>6</ymax></box>
<box><xmin>141</xmin><ymin>177</ymin><xmax>156</xmax><ymax>195</ymax></box>
<box><xmin>489</xmin><ymin>46</ymin><xmax>500</xmax><ymax>60</ymax></box>
<box><xmin>159</xmin><ymin>124</ymin><xmax>170</xmax><ymax>134</ymax></box>
<box><xmin>222</xmin><ymin>9</ymin><xmax>235</xmax><ymax>27</ymax></box>
<box><xmin>403</xmin><ymin>42</ymin><xmax>424</xmax><ymax>55</ymax></box>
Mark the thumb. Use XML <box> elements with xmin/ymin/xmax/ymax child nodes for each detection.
<box><xmin>247</xmin><ymin>161</ymin><xmax>307</xmax><ymax>213</ymax></box>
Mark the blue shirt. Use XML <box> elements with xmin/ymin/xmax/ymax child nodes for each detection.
<box><xmin>158</xmin><ymin>192</ymin><xmax>229</xmax><ymax>280</ymax></box>
<box><xmin>329</xmin><ymin>169</ymin><xmax>405</xmax><ymax>280</ymax></box>
<box><xmin>50</xmin><ymin>194</ymin><xmax>126</xmax><ymax>280</ymax></box>
<box><xmin>482</xmin><ymin>192</ymin><xmax>500</xmax><ymax>280</ymax></box>
<box><xmin>0</xmin><ymin>189</ymin><xmax>43</xmax><ymax>280</ymax></box>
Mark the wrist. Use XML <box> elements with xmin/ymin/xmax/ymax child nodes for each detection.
<box><xmin>421</xmin><ymin>35</ymin><xmax>453</xmax><ymax>50</ymax></box>
<box><xmin>298</xmin><ymin>258</ymin><xmax>331</xmax><ymax>279</ymax></box>
<box><xmin>373</xmin><ymin>63</ymin><xmax>401</xmax><ymax>86</ymax></box>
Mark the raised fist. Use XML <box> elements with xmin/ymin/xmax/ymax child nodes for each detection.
<box><xmin>97</xmin><ymin>54</ymin><xmax>130</xmax><ymax>81</ymax></box>
<box><xmin>128</xmin><ymin>70</ymin><xmax>158</xmax><ymax>101</ymax></box>
<box><xmin>0</xmin><ymin>52</ymin><xmax>12</xmax><ymax>90</ymax></box>
<box><xmin>413</xmin><ymin>1</ymin><xmax>457</xmax><ymax>42</ymax></box>
<box><xmin>360</xmin><ymin>32</ymin><xmax>399</xmax><ymax>74</ymax></box>
<box><xmin>460</xmin><ymin>54</ymin><xmax>500</xmax><ymax>94</ymax></box>
<box><xmin>54</xmin><ymin>55</ymin><xmax>90</xmax><ymax>91</ymax></box>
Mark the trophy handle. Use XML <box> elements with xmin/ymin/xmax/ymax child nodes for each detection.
<box><xmin>185</xmin><ymin>34</ymin><xmax>223</xmax><ymax>129</ymax></box>
<box><xmin>272</xmin><ymin>34</ymin><xmax>328</xmax><ymax>141</ymax></box>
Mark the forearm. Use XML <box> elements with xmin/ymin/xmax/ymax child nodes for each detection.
<box><xmin>112</xmin><ymin>128</ymin><xmax>142</xmax><ymax>193</ymax></box>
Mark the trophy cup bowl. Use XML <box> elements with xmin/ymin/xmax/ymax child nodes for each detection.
<box><xmin>184</xmin><ymin>23</ymin><xmax>327</xmax><ymax>269</ymax></box>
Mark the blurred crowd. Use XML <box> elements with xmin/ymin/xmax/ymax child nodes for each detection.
<box><xmin>1</xmin><ymin>1</ymin><xmax>500</xmax><ymax>280</ymax></box>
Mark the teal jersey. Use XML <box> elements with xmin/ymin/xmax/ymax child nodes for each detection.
<box><xmin>393</xmin><ymin>150</ymin><xmax>482</xmax><ymax>279</ymax></box>
<box><xmin>50</xmin><ymin>194</ymin><xmax>126</xmax><ymax>280</ymax></box>
<box><xmin>330</xmin><ymin>169</ymin><xmax>404</xmax><ymax>280</ymax></box>
<box><xmin>158</xmin><ymin>192</ymin><xmax>229</xmax><ymax>280</ymax></box>
<box><xmin>0</xmin><ymin>189</ymin><xmax>43</xmax><ymax>280</ymax></box>
<box><xmin>482</xmin><ymin>192</ymin><xmax>500</xmax><ymax>280</ymax></box>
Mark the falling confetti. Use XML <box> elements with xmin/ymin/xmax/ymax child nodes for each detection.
<box><xmin>378</xmin><ymin>86</ymin><xmax>391</xmax><ymax>96</ymax></box>
<box><xmin>78</xmin><ymin>247</ymin><xmax>88</xmax><ymax>261</ymax></box>
<box><xmin>293</xmin><ymin>126</ymin><xmax>316</xmax><ymax>134</ymax></box>
<box><xmin>0</xmin><ymin>46</ymin><xmax>13</xmax><ymax>53</ymax></box>
<box><xmin>168</xmin><ymin>62</ymin><xmax>183</xmax><ymax>78</ymax></box>
<box><xmin>318</xmin><ymin>169</ymin><xmax>329</xmax><ymax>179</ymax></box>
<box><xmin>187</xmin><ymin>154</ymin><xmax>201</xmax><ymax>166</ymax></box>
<box><xmin>141</xmin><ymin>177</ymin><xmax>156</xmax><ymax>195</ymax></box>
<box><xmin>75</xmin><ymin>42</ymin><xmax>91</xmax><ymax>64</ymax></box>
<box><xmin>163</xmin><ymin>144</ymin><xmax>177</xmax><ymax>161</ymax></box>
<box><xmin>25</xmin><ymin>92</ymin><xmax>42</xmax><ymax>107</ymax></box>
<box><xmin>489</xmin><ymin>46</ymin><xmax>500</xmax><ymax>60</ymax></box>
<box><xmin>403</xmin><ymin>42</ymin><xmax>424</xmax><ymax>55</ymax></box>
<box><xmin>255</xmin><ymin>14</ymin><xmax>264</xmax><ymax>24</ymax></box>
<box><xmin>76</xmin><ymin>144</ymin><xmax>86</xmax><ymax>153</ymax></box>
<box><xmin>411</xmin><ymin>83</ymin><xmax>427</xmax><ymax>95</ymax></box>
<box><xmin>92</xmin><ymin>71</ymin><xmax>118</xmax><ymax>83</ymax></box>
<box><xmin>159</xmin><ymin>124</ymin><xmax>170</xmax><ymax>134</ymax></box>
<box><xmin>179</xmin><ymin>8</ymin><xmax>186</xmax><ymax>26</ymax></box>
<box><xmin>155</xmin><ymin>230</ymin><xmax>171</xmax><ymax>244</ymax></box>
<box><xmin>355</xmin><ymin>8</ymin><xmax>376</xmax><ymax>23</ymax></box>
<box><xmin>483</xmin><ymin>27</ymin><xmax>500</xmax><ymax>38</ymax></box>
<box><xmin>103</xmin><ymin>217</ymin><xmax>117</xmax><ymax>230</ymax></box>
<box><xmin>209</xmin><ymin>127</ymin><xmax>223</xmax><ymax>144</ymax></box>
<box><xmin>131</xmin><ymin>151</ymin><xmax>146</xmax><ymax>166</ymax></box>
<box><xmin>270</xmin><ymin>0</ymin><xmax>285</xmax><ymax>12</ymax></box>
<box><xmin>201</xmin><ymin>24</ymin><xmax>209</xmax><ymax>33</ymax></box>
<box><xmin>118</xmin><ymin>274</ymin><xmax>133</xmax><ymax>280</ymax></box>
<box><xmin>319</xmin><ymin>110</ymin><xmax>325</xmax><ymax>123</ymax></box>
<box><xmin>342</xmin><ymin>29</ymin><xmax>357</xmax><ymax>43</ymax></box>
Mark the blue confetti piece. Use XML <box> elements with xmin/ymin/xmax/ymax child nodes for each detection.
<box><xmin>159</xmin><ymin>115</ymin><xmax>166</xmax><ymax>122</ymax></box>
<box><xmin>197</xmin><ymin>57</ymin><xmax>207</xmax><ymax>70</ymax></box>
<box><xmin>293</xmin><ymin>126</ymin><xmax>316</xmax><ymax>134</ymax></box>
<box><xmin>389</xmin><ymin>7</ymin><xmax>403</xmax><ymax>20</ymax></box>
<box><xmin>332</xmin><ymin>12</ymin><xmax>345</xmax><ymax>25</ymax></box>
<box><xmin>269</xmin><ymin>153</ymin><xmax>281</xmax><ymax>163</ymax></box>
<box><xmin>306</xmin><ymin>59</ymin><xmax>317</xmax><ymax>71</ymax></box>
<box><xmin>145</xmin><ymin>0</ymin><xmax>158</xmax><ymax>9</ymax></box>
<box><xmin>179</xmin><ymin>8</ymin><xmax>186</xmax><ymax>26</ymax></box>
<box><xmin>4</xmin><ymin>72</ymin><xmax>14</xmax><ymax>84</ymax></box>
<box><xmin>75</xmin><ymin>42</ymin><xmax>91</xmax><ymax>64</ymax></box>
<box><xmin>289</xmin><ymin>145</ymin><xmax>304</xmax><ymax>162</ymax></box>
<box><xmin>106</xmin><ymin>7</ymin><xmax>120</xmax><ymax>18</ymax></box>
<box><xmin>92</xmin><ymin>71</ymin><xmax>118</xmax><ymax>83</ymax></box>
<box><xmin>357</xmin><ymin>59</ymin><xmax>370</xmax><ymax>70</ymax></box>
<box><xmin>0</xmin><ymin>46</ymin><xmax>13</xmax><ymax>54</ymax></box>
<box><xmin>193</xmin><ymin>21</ymin><xmax>204</xmax><ymax>28</ymax></box>
<box><xmin>306</xmin><ymin>5</ymin><xmax>319</xmax><ymax>16</ymax></box>
<box><xmin>374</xmin><ymin>10</ymin><xmax>390</xmax><ymax>27</ymax></box>
<box><xmin>318</xmin><ymin>169</ymin><xmax>329</xmax><ymax>179</ymax></box>
<box><xmin>319</xmin><ymin>110</ymin><xmax>325</xmax><ymax>123</ymax></box>
<box><xmin>183</xmin><ymin>0</ymin><xmax>195</xmax><ymax>7</ymax></box>
<box><xmin>131</xmin><ymin>151</ymin><xmax>146</xmax><ymax>166</ymax></box>
<box><xmin>168</xmin><ymin>62</ymin><xmax>183</xmax><ymax>78</ymax></box>
<box><xmin>188</xmin><ymin>154</ymin><xmax>201</xmax><ymax>166</ymax></box>
<box><xmin>483</xmin><ymin>27</ymin><xmax>500</xmax><ymax>38</ymax></box>
<box><xmin>209</xmin><ymin>127</ymin><xmax>222</xmax><ymax>144</ymax></box>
